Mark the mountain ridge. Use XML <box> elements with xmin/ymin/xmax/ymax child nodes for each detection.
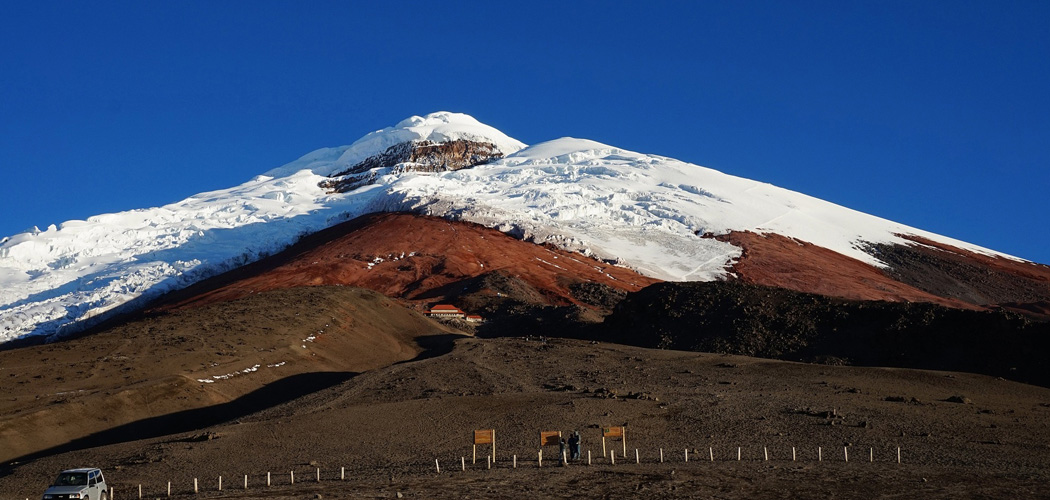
<box><xmin>1</xmin><ymin>112</ymin><xmax>1046</xmax><ymax>343</ymax></box>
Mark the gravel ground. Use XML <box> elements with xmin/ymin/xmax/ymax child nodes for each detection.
<box><xmin>4</xmin><ymin>336</ymin><xmax>1050</xmax><ymax>499</ymax></box>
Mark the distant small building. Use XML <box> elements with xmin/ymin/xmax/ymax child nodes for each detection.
<box><xmin>427</xmin><ymin>304</ymin><xmax>466</xmax><ymax>319</ymax></box>
<box><xmin>465</xmin><ymin>314</ymin><xmax>484</xmax><ymax>323</ymax></box>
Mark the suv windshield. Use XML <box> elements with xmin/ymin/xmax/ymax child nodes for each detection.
<box><xmin>53</xmin><ymin>473</ymin><xmax>88</xmax><ymax>487</ymax></box>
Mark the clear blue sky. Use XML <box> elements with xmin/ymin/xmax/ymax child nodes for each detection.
<box><xmin>2</xmin><ymin>1</ymin><xmax>1048</xmax><ymax>263</ymax></box>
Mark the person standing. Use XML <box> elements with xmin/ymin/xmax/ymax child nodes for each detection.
<box><xmin>569</xmin><ymin>430</ymin><xmax>581</xmax><ymax>461</ymax></box>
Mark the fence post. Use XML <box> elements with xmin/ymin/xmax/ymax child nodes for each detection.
<box><xmin>819</xmin><ymin>447</ymin><xmax>822</xmax><ymax>462</ymax></box>
<box><xmin>588</xmin><ymin>450</ymin><xmax>592</xmax><ymax>465</ymax></box>
<box><xmin>764</xmin><ymin>447</ymin><xmax>768</xmax><ymax>461</ymax></box>
<box><xmin>611</xmin><ymin>450</ymin><xmax>616</xmax><ymax>465</ymax></box>
<box><xmin>218</xmin><ymin>476</ymin><xmax>222</xmax><ymax>491</ymax></box>
<box><xmin>138</xmin><ymin>484</ymin><xmax>142</xmax><ymax>499</ymax></box>
<box><xmin>513</xmin><ymin>455</ymin><xmax>517</xmax><ymax>468</ymax></box>
<box><xmin>193</xmin><ymin>478</ymin><xmax>198</xmax><ymax>494</ymax></box>
<box><xmin>267</xmin><ymin>472</ymin><xmax>271</xmax><ymax>487</ymax></box>
<box><xmin>290</xmin><ymin>470</ymin><xmax>294</xmax><ymax>485</ymax></box>
<box><xmin>660</xmin><ymin>448</ymin><xmax>664</xmax><ymax>463</ymax></box>
<box><xmin>709</xmin><ymin>447</ymin><xmax>714</xmax><ymax>462</ymax></box>
<box><xmin>684</xmin><ymin>448</ymin><xmax>689</xmax><ymax>462</ymax></box>
<box><xmin>737</xmin><ymin>447</ymin><xmax>741</xmax><ymax>461</ymax></box>
<box><xmin>435</xmin><ymin>459</ymin><xmax>441</xmax><ymax>473</ymax></box>
<box><xmin>341</xmin><ymin>467</ymin><xmax>345</xmax><ymax>481</ymax></box>
<box><xmin>844</xmin><ymin>447</ymin><xmax>849</xmax><ymax>462</ymax></box>
<box><xmin>462</xmin><ymin>456</ymin><xmax>466</xmax><ymax>471</ymax></box>
<box><xmin>244</xmin><ymin>474</ymin><xmax>248</xmax><ymax>489</ymax></box>
<box><xmin>538</xmin><ymin>449</ymin><xmax>542</xmax><ymax>468</ymax></box>
<box><xmin>167</xmin><ymin>481</ymin><xmax>171</xmax><ymax>497</ymax></box>
<box><xmin>316</xmin><ymin>468</ymin><xmax>320</xmax><ymax>482</ymax></box>
<box><xmin>792</xmin><ymin>446</ymin><xmax>796</xmax><ymax>461</ymax></box>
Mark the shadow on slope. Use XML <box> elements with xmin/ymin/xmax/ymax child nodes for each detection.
<box><xmin>0</xmin><ymin>285</ymin><xmax>458</xmax><ymax>468</ymax></box>
<box><xmin>1</xmin><ymin>372</ymin><xmax>356</xmax><ymax>476</ymax></box>
<box><xmin>417</xmin><ymin>270</ymin><xmax>626</xmax><ymax>338</ymax></box>
<box><xmin>1</xmin><ymin>330</ymin><xmax>466</xmax><ymax>478</ymax></box>
<box><xmin>595</xmin><ymin>281</ymin><xmax>1050</xmax><ymax>387</ymax></box>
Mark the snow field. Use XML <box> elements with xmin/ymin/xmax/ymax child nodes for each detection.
<box><xmin>0</xmin><ymin>112</ymin><xmax>1019</xmax><ymax>343</ymax></box>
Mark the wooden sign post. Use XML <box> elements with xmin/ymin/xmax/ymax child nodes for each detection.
<box><xmin>540</xmin><ymin>430</ymin><xmax>563</xmax><ymax>465</ymax></box>
<box><xmin>474</xmin><ymin>429</ymin><xmax>496</xmax><ymax>464</ymax></box>
<box><xmin>602</xmin><ymin>426</ymin><xmax>627</xmax><ymax>458</ymax></box>
<box><xmin>540</xmin><ymin>430</ymin><xmax>562</xmax><ymax>447</ymax></box>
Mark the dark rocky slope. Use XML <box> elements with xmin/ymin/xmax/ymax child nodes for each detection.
<box><xmin>594</xmin><ymin>281</ymin><xmax>1050</xmax><ymax>387</ymax></box>
<box><xmin>869</xmin><ymin>234</ymin><xmax>1050</xmax><ymax>315</ymax></box>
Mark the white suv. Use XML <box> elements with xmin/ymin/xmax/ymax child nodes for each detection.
<box><xmin>41</xmin><ymin>468</ymin><xmax>109</xmax><ymax>500</ymax></box>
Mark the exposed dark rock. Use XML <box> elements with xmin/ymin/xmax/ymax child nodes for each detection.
<box><xmin>594</xmin><ymin>281</ymin><xmax>1050</xmax><ymax>387</ymax></box>
<box><xmin>569</xmin><ymin>281</ymin><xmax>628</xmax><ymax>310</ymax></box>
<box><xmin>321</xmin><ymin>140</ymin><xmax>505</xmax><ymax>193</ymax></box>
<box><xmin>864</xmin><ymin>235</ymin><xmax>1050</xmax><ymax>312</ymax></box>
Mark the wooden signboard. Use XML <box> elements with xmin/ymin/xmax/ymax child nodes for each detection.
<box><xmin>540</xmin><ymin>430</ymin><xmax>562</xmax><ymax>447</ymax></box>
<box><xmin>601</xmin><ymin>426</ymin><xmax>627</xmax><ymax>457</ymax></box>
<box><xmin>473</xmin><ymin>429</ymin><xmax>496</xmax><ymax>464</ymax></box>
<box><xmin>474</xmin><ymin>429</ymin><xmax>494</xmax><ymax>445</ymax></box>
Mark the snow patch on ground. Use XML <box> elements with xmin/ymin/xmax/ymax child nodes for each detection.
<box><xmin>196</xmin><ymin>364</ymin><xmax>261</xmax><ymax>384</ymax></box>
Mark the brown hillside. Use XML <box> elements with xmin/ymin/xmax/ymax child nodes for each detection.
<box><xmin>3</xmin><ymin>337</ymin><xmax>1049</xmax><ymax>499</ymax></box>
<box><xmin>0</xmin><ymin>286</ymin><xmax>458</xmax><ymax>463</ymax></box>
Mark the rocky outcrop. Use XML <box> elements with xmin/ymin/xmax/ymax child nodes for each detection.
<box><xmin>321</xmin><ymin>140</ymin><xmax>505</xmax><ymax>193</ymax></box>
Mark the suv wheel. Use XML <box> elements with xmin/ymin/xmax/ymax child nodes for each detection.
<box><xmin>101</xmin><ymin>491</ymin><xmax>108</xmax><ymax>500</ymax></box>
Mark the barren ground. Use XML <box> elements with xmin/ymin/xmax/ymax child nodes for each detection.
<box><xmin>3</xmin><ymin>336</ymin><xmax>1049</xmax><ymax>499</ymax></box>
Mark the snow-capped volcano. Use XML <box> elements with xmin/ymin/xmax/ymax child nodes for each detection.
<box><xmin>264</xmin><ymin>112</ymin><xmax>526</xmax><ymax>178</ymax></box>
<box><xmin>0</xmin><ymin>112</ymin><xmax>1038</xmax><ymax>343</ymax></box>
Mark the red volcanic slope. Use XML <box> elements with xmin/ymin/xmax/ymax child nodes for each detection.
<box><xmin>153</xmin><ymin>212</ymin><xmax>1050</xmax><ymax>317</ymax></box>
<box><xmin>715</xmin><ymin>231</ymin><xmax>977</xmax><ymax>308</ymax></box>
<box><xmin>716</xmin><ymin>230</ymin><xmax>1050</xmax><ymax>313</ymax></box>
<box><xmin>154</xmin><ymin>213</ymin><xmax>659</xmax><ymax>312</ymax></box>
